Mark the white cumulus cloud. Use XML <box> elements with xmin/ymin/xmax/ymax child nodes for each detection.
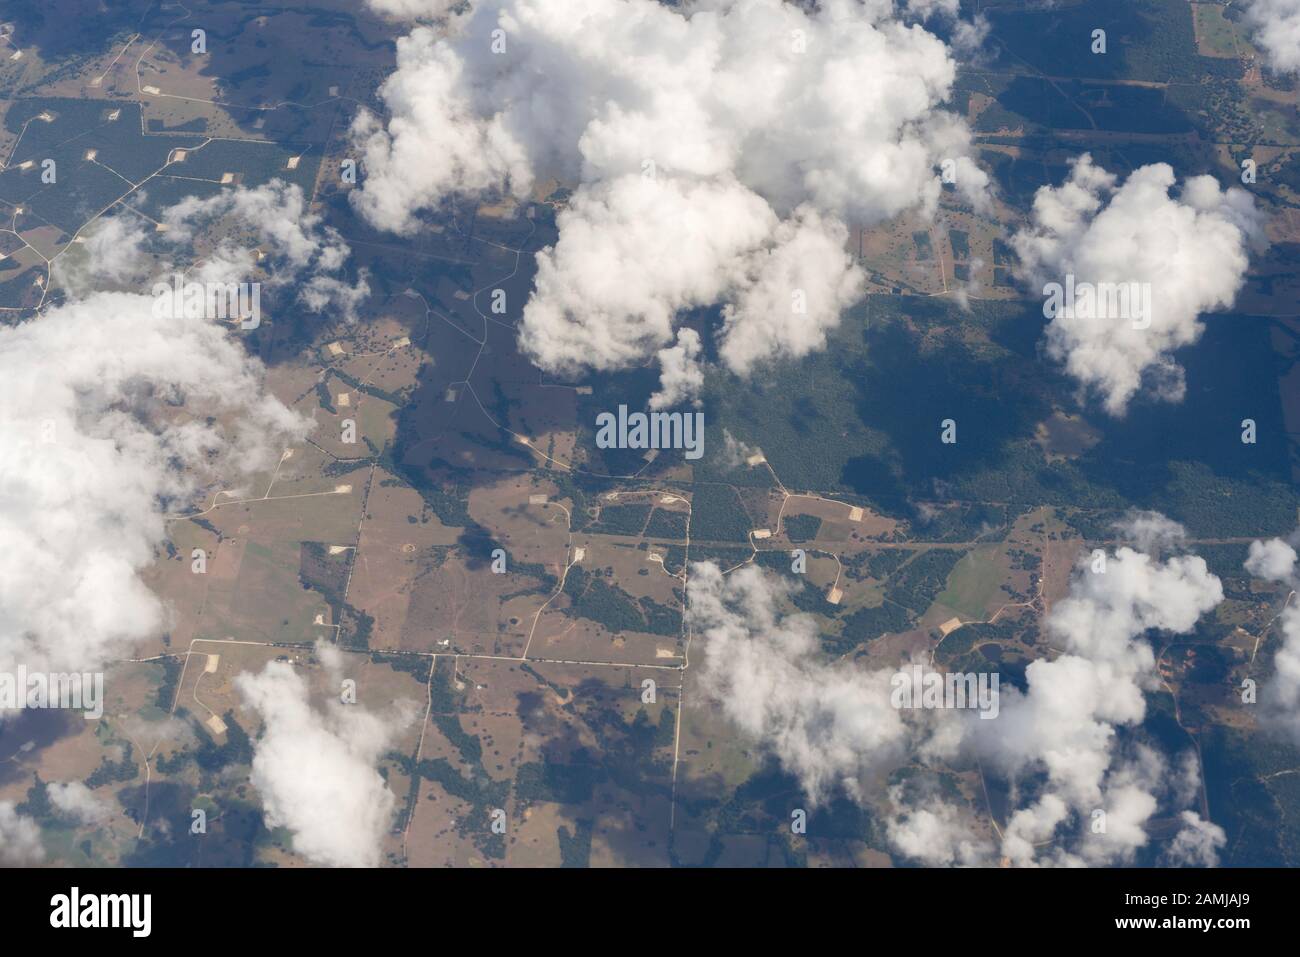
<box><xmin>1244</xmin><ymin>535</ymin><xmax>1300</xmax><ymax>745</ymax></box>
<box><xmin>1164</xmin><ymin>810</ymin><xmax>1228</xmax><ymax>867</ymax></box>
<box><xmin>687</xmin><ymin>561</ymin><xmax>960</xmax><ymax>806</ymax></box>
<box><xmin>0</xmin><ymin>801</ymin><xmax>44</xmax><ymax>864</ymax></box>
<box><xmin>972</xmin><ymin>516</ymin><xmax>1222</xmax><ymax>865</ymax></box>
<box><xmin>236</xmin><ymin>646</ymin><xmax>416</xmax><ymax>868</ymax></box>
<box><xmin>47</xmin><ymin>781</ymin><xmax>111</xmax><ymax>825</ymax></box>
<box><xmin>690</xmin><ymin>512</ymin><xmax>1227</xmax><ymax>866</ymax></box>
<box><xmin>1013</xmin><ymin>155</ymin><xmax>1264</xmax><ymax>416</ymax></box>
<box><xmin>352</xmin><ymin>0</ymin><xmax>989</xmax><ymax>404</ymax></box>
<box><xmin>0</xmin><ymin>184</ymin><xmax>363</xmax><ymax>691</ymax></box>
<box><xmin>1246</xmin><ymin>537</ymin><xmax>1298</xmax><ymax>582</ymax></box>
<box><xmin>1245</xmin><ymin>0</ymin><xmax>1300</xmax><ymax>72</ymax></box>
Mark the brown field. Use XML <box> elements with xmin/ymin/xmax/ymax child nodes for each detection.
<box><xmin>403</xmin><ymin>658</ymin><xmax>677</xmax><ymax>867</ymax></box>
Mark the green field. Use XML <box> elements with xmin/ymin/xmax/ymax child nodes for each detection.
<box><xmin>937</xmin><ymin>546</ymin><xmax>1006</xmax><ymax>620</ymax></box>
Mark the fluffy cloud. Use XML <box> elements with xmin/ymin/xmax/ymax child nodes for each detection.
<box><xmin>691</xmin><ymin>561</ymin><xmax>956</xmax><ymax>806</ymax></box>
<box><xmin>157</xmin><ymin>181</ymin><xmax>370</xmax><ymax>321</ymax></box>
<box><xmin>687</xmin><ymin>561</ymin><xmax>959</xmax><ymax>806</ymax></box>
<box><xmin>367</xmin><ymin>0</ymin><xmax>466</xmax><ymax>21</ymax></box>
<box><xmin>47</xmin><ymin>781</ymin><xmax>111</xmax><ymax>825</ymax></box>
<box><xmin>1243</xmin><ymin>535</ymin><xmax>1300</xmax><ymax>744</ymax></box>
<box><xmin>517</xmin><ymin>175</ymin><xmax>775</xmax><ymax>376</ymax></box>
<box><xmin>1119</xmin><ymin>509</ymin><xmax>1188</xmax><ymax>555</ymax></box>
<box><xmin>885</xmin><ymin>785</ymin><xmax>993</xmax><ymax>866</ymax></box>
<box><xmin>690</xmin><ymin>512</ymin><xmax>1227</xmax><ymax>866</ymax></box>
<box><xmin>1246</xmin><ymin>537</ymin><xmax>1298</xmax><ymax>581</ymax></box>
<box><xmin>652</xmin><ymin>329</ymin><xmax>705</xmax><ymax>410</ymax></box>
<box><xmin>1164</xmin><ymin>810</ymin><xmax>1228</xmax><ymax>867</ymax></box>
<box><xmin>352</xmin><ymin>0</ymin><xmax>988</xmax><ymax>403</ymax></box>
<box><xmin>0</xmin><ymin>293</ymin><xmax>303</xmax><ymax>680</ymax></box>
<box><xmin>236</xmin><ymin>646</ymin><xmax>416</xmax><ymax>868</ymax></box>
<box><xmin>0</xmin><ymin>801</ymin><xmax>44</xmax><ymax>864</ymax></box>
<box><xmin>1013</xmin><ymin>155</ymin><xmax>1264</xmax><ymax>416</ymax></box>
<box><xmin>0</xmin><ymin>184</ymin><xmax>363</xmax><ymax>689</ymax></box>
<box><xmin>974</xmin><ymin>516</ymin><xmax>1223</xmax><ymax>865</ymax></box>
<box><xmin>55</xmin><ymin>215</ymin><xmax>151</xmax><ymax>298</ymax></box>
<box><xmin>1245</xmin><ymin>0</ymin><xmax>1300</xmax><ymax>73</ymax></box>
<box><xmin>718</xmin><ymin>207</ymin><xmax>866</xmax><ymax>377</ymax></box>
